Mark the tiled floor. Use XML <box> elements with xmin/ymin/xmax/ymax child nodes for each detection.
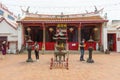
<box><xmin>0</xmin><ymin>51</ymin><xmax>120</xmax><ymax>80</ymax></box>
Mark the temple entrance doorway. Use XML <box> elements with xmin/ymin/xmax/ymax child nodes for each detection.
<box><xmin>67</xmin><ymin>26</ymin><xmax>78</xmax><ymax>50</ymax></box>
<box><xmin>81</xmin><ymin>24</ymin><xmax>101</xmax><ymax>50</ymax></box>
<box><xmin>25</xmin><ymin>26</ymin><xmax>43</xmax><ymax>42</ymax></box>
<box><xmin>45</xmin><ymin>26</ymin><xmax>56</xmax><ymax>50</ymax></box>
<box><xmin>107</xmin><ymin>33</ymin><xmax>116</xmax><ymax>51</ymax></box>
<box><xmin>24</xmin><ymin>26</ymin><xmax>43</xmax><ymax>50</ymax></box>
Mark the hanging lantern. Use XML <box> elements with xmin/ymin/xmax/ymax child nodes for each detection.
<box><xmin>61</xmin><ymin>24</ymin><xmax>64</xmax><ymax>27</ymax></box>
<box><xmin>69</xmin><ymin>27</ymin><xmax>74</xmax><ymax>32</ymax></box>
<box><xmin>94</xmin><ymin>27</ymin><xmax>98</xmax><ymax>31</ymax></box>
<box><xmin>27</xmin><ymin>27</ymin><xmax>31</xmax><ymax>36</ymax></box>
<box><xmin>27</xmin><ymin>27</ymin><xmax>31</xmax><ymax>32</ymax></box>
<box><xmin>57</xmin><ymin>24</ymin><xmax>60</xmax><ymax>28</ymax></box>
<box><xmin>49</xmin><ymin>28</ymin><xmax>54</xmax><ymax>32</ymax></box>
<box><xmin>63</xmin><ymin>24</ymin><xmax>67</xmax><ymax>27</ymax></box>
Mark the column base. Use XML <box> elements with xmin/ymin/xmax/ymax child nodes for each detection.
<box><xmin>26</xmin><ymin>58</ymin><xmax>33</xmax><ymax>62</ymax></box>
<box><xmin>86</xmin><ymin>58</ymin><xmax>94</xmax><ymax>63</ymax></box>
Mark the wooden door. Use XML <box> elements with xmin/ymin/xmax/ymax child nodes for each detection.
<box><xmin>107</xmin><ymin>34</ymin><xmax>116</xmax><ymax>51</ymax></box>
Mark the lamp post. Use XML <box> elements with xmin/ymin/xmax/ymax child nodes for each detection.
<box><xmin>26</xmin><ymin>37</ymin><xmax>33</xmax><ymax>62</ymax></box>
<box><xmin>87</xmin><ymin>40</ymin><xmax>94</xmax><ymax>63</ymax></box>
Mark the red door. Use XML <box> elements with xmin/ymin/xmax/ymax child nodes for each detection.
<box><xmin>107</xmin><ymin>34</ymin><xmax>116</xmax><ymax>51</ymax></box>
<box><xmin>113</xmin><ymin>34</ymin><xmax>116</xmax><ymax>51</ymax></box>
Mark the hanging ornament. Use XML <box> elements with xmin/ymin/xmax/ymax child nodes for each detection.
<box><xmin>69</xmin><ymin>27</ymin><xmax>74</xmax><ymax>32</ymax></box>
<box><xmin>49</xmin><ymin>28</ymin><xmax>54</xmax><ymax>32</ymax></box>
<box><xmin>94</xmin><ymin>27</ymin><xmax>98</xmax><ymax>31</ymax></box>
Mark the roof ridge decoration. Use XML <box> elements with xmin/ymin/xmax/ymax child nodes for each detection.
<box><xmin>21</xmin><ymin>7</ymin><xmax>104</xmax><ymax>18</ymax></box>
<box><xmin>0</xmin><ymin>17</ymin><xmax>17</xmax><ymax>30</ymax></box>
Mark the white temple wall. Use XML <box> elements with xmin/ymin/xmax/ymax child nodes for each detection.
<box><xmin>0</xmin><ymin>20</ymin><xmax>18</xmax><ymax>53</ymax></box>
<box><xmin>103</xmin><ymin>28</ymin><xmax>108</xmax><ymax>52</ymax></box>
<box><xmin>17</xmin><ymin>23</ymin><xmax>23</xmax><ymax>51</ymax></box>
<box><xmin>0</xmin><ymin>20</ymin><xmax>17</xmax><ymax>40</ymax></box>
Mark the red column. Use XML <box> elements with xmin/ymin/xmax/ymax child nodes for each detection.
<box><xmin>100</xmin><ymin>24</ymin><xmax>102</xmax><ymax>45</ymax></box>
<box><xmin>113</xmin><ymin>34</ymin><xmax>116</xmax><ymax>51</ymax></box>
<box><xmin>78</xmin><ymin>23</ymin><xmax>81</xmax><ymax>50</ymax></box>
<box><xmin>42</xmin><ymin>23</ymin><xmax>45</xmax><ymax>51</ymax></box>
<box><xmin>21</xmin><ymin>24</ymin><xmax>25</xmax><ymax>45</ymax></box>
<box><xmin>78</xmin><ymin>23</ymin><xmax>81</xmax><ymax>43</ymax></box>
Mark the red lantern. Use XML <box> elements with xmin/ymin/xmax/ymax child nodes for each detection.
<box><xmin>69</xmin><ymin>28</ymin><xmax>74</xmax><ymax>32</ymax></box>
<box><xmin>49</xmin><ymin>28</ymin><xmax>54</xmax><ymax>32</ymax></box>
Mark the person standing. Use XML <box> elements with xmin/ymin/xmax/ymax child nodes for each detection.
<box><xmin>1</xmin><ymin>41</ymin><xmax>6</xmax><ymax>59</ymax></box>
<box><xmin>79</xmin><ymin>39</ymin><xmax>85</xmax><ymax>61</ymax></box>
<box><xmin>96</xmin><ymin>42</ymin><xmax>99</xmax><ymax>51</ymax></box>
<box><xmin>34</xmin><ymin>41</ymin><xmax>39</xmax><ymax>61</ymax></box>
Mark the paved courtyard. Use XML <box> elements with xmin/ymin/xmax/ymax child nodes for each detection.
<box><xmin>0</xmin><ymin>51</ymin><xmax>120</xmax><ymax>80</ymax></box>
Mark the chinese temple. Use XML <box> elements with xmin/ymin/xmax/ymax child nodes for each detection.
<box><xmin>17</xmin><ymin>8</ymin><xmax>108</xmax><ymax>51</ymax></box>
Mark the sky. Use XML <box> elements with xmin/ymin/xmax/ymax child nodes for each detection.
<box><xmin>0</xmin><ymin>0</ymin><xmax>120</xmax><ymax>20</ymax></box>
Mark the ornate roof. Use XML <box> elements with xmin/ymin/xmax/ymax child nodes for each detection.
<box><xmin>19</xmin><ymin>8</ymin><xmax>108</xmax><ymax>23</ymax></box>
<box><xmin>22</xmin><ymin>16</ymin><xmax>103</xmax><ymax>21</ymax></box>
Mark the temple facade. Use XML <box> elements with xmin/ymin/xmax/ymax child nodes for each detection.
<box><xmin>17</xmin><ymin>8</ymin><xmax>108</xmax><ymax>52</ymax></box>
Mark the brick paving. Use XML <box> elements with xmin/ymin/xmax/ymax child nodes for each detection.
<box><xmin>0</xmin><ymin>51</ymin><xmax>120</xmax><ymax>80</ymax></box>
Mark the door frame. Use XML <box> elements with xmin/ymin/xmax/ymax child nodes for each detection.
<box><xmin>107</xmin><ymin>33</ymin><xmax>116</xmax><ymax>51</ymax></box>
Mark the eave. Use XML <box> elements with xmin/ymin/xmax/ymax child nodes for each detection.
<box><xmin>17</xmin><ymin>19</ymin><xmax>108</xmax><ymax>24</ymax></box>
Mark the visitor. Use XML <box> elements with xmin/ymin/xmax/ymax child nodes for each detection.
<box><xmin>1</xmin><ymin>41</ymin><xmax>6</xmax><ymax>59</ymax></box>
<box><xmin>96</xmin><ymin>42</ymin><xmax>99</xmax><ymax>51</ymax></box>
<box><xmin>79</xmin><ymin>39</ymin><xmax>85</xmax><ymax>61</ymax></box>
<box><xmin>34</xmin><ymin>41</ymin><xmax>39</xmax><ymax>61</ymax></box>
